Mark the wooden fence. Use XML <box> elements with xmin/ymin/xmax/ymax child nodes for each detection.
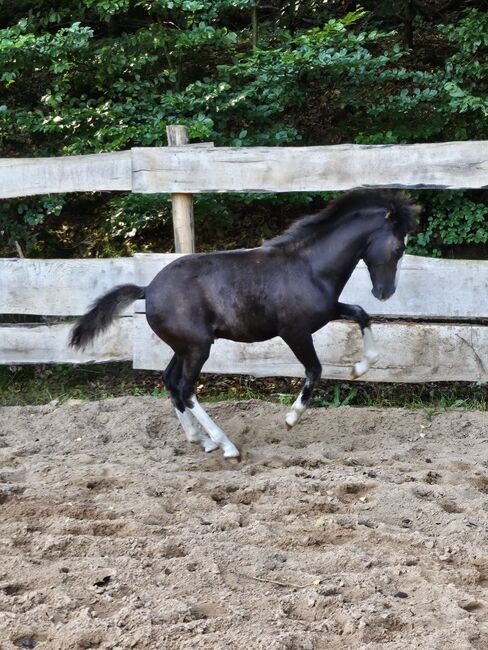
<box><xmin>1</xmin><ymin>133</ymin><xmax>488</xmax><ymax>382</ymax></box>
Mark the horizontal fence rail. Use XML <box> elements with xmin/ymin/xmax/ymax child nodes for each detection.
<box><xmin>133</xmin><ymin>253</ymin><xmax>488</xmax><ymax>321</ymax></box>
<box><xmin>133</xmin><ymin>319</ymin><xmax>488</xmax><ymax>383</ymax></box>
<box><xmin>0</xmin><ymin>258</ymin><xmax>134</xmax><ymax>316</ymax></box>
<box><xmin>0</xmin><ymin>151</ymin><xmax>131</xmax><ymax>199</ymax></box>
<box><xmin>1</xmin><ymin>140</ymin><xmax>487</xmax><ymax>200</ymax></box>
<box><xmin>132</xmin><ymin>141</ymin><xmax>488</xmax><ymax>193</ymax></box>
<box><xmin>0</xmin><ymin>320</ymin><xmax>132</xmax><ymax>365</ymax></box>
<box><xmin>1</xmin><ymin>254</ymin><xmax>488</xmax><ymax>382</ymax></box>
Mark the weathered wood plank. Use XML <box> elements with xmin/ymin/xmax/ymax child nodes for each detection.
<box><xmin>132</xmin><ymin>141</ymin><xmax>488</xmax><ymax>193</ymax></box>
<box><xmin>0</xmin><ymin>151</ymin><xmax>132</xmax><ymax>199</ymax></box>
<box><xmin>0</xmin><ymin>258</ymin><xmax>134</xmax><ymax>316</ymax></box>
<box><xmin>133</xmin><ymin>253</ymin><xmax>488</xmax><ymax>320</ymax></box>
<box><xmin>2</xmin><ymin>140</ymin><xmax>487</xmax><ymax>199</ymax></box>
<box><xmin>340</xmin><ymin>255</ymin><xmax>488</xmax><ymax>319</ymax></box>
<box><xmin>0</xmin><ymin>318</ymin><xmax>132</xmax><ymax>364</ymax></box>
<box><xmin>133</xmin><ymin>316</ymin><xmax>488</xmax><ymax>383</ymax></box>
<box><xmin>2</xmin><ymin>253</ymin><xmax>487</xmax><ymax>320</ymax></box>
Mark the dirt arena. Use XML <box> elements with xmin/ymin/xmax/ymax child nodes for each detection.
<box><xmin>1</xmin><ymin>397</ymin><xmax>488</xmax><ymax>649</ymax></box>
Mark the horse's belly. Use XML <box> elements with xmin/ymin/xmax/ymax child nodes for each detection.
<box><xmin>214</xmin><ymin>313</ymin><xmax>278</xmax><ymax>343</ymax></box>
<box><xmin>215</xmin><ymin>325</ymin><xmax>277</xmax><ymax>344</ymax></box>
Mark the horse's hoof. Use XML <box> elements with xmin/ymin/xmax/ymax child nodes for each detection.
<box><xmin>352</xmin><ymin>360</ymin><xmax>369</xmax><ymax>379</ymax></box>
<box><xmin>285</xmin><ymin>412</ymin><xmax>299</xmax><ymax>429</ymax></box>
<box><xmin>226</xmin><ymin>456</ymin><xmax>241</xmax><ymax>465</ymax></box>
<box><xmin>223</xmin><ymin>443</ymin><xmax>240</xmax><ymax>459</ymax></box>
<box><xmin>202</xmin><ymin>438</ymin><xmax>219</xmax><ymax>453</ymax></box>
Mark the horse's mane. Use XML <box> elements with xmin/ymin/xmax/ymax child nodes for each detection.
<box><xmin>265</xmin><ymin>190</ymin><xmax>419</xmax><ymax>249</ymax></box>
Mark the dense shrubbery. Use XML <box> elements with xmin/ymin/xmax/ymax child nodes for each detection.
<box><xmin>0</xmin><ymin>1</ymin><xmax>487</xmax><ymax>257</ymax></box>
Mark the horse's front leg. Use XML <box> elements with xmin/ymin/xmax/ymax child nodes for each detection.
<box><xmin>337</xmin><ymin>302</ymin><xmax>379</xmax><ymax>379</ymax></box>
<box><xmin>281</xmin><ymin>331</ymin><xmax>322</xmax><ymax>429</ymax></box>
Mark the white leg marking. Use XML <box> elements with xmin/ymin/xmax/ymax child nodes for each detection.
<box><xmin>352</xmin><ymin>326</ymin><xmax>380</xmax><ymax>379</ymax></box>
<box><xmin>188</xmin><ymin>396</ymin><xmax>240</xmax><ymax>458</ymax></box>
<box><xmin>175</xmin><ymin>408</ymin><xmax>200</xmax><ymax>442</ymax></box>
<box><xmin>175</xmin><ymin>408</ymin><xmax>219</xmax><ymax>453</ymax></box>
<box><xmin>285</xmin><ymin>391</ymin><xmax>307</xmax><ymax>428</ymax></box>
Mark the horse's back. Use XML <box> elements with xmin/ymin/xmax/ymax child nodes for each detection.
<box><xmin>145</xmin><ymin>248</ymin><xmax>279</xmax><ymax>341</ymax></box>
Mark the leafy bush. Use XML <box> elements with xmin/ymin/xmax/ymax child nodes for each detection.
<box><xmin>409</xmin><ymin>191</ymin><xmax>488</xmax><ymax>257</ymax></box>
<box><xmin>0</xmin><ymin>2</ymin><xmax>487</xmax><ymax>257</ymax></box>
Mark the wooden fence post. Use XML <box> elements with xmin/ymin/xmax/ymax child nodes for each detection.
<box><xmin>166</xmin><ymin>125</ymin><xmax>195</xmax><ymax>254</ymax></box>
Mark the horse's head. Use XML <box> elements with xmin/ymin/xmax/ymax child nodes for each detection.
<box><xmin>363</xmin><ymin>203</ymin><xmax>418</xmax><ymax>301</ymax></box>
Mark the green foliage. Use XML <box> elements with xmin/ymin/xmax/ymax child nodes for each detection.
<box><xmin>0</xmin><ymin>2</ymin><xmax>487</xmax><ymax>257</ymax></box>
<box><xmin>0</xmin><ymin>196</ymin><xmax>64</xmax><ymax>252</ymax></box>
<box><xmin>440</xmin><ymin>9</ymin><xmax>488</xmax><ymax>122</ymax></box>
<box><xmin>409</xmin><ymin>192</ymin><xmax>488</xmax><ymax>257</ymax></box>
<box><xmin>104</xmin><ymin>193</ymin><xmax>171</xmax><ymax>248</ymax></box>
<box><xmin>316</xmin><ymin>385</ymin><xmax>359</xmax><ymax>408</ymax></box>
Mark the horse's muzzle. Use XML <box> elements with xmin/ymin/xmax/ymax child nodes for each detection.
<box><xmin>371</xmin><ymin>286</ymin><xmax>394</xmax><ymax>302</ymax></box>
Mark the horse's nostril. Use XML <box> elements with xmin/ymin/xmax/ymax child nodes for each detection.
<box><xmin>372</xmin><ymin>285</ymin><xmax>393</xmax><ymax>302</ymax></box>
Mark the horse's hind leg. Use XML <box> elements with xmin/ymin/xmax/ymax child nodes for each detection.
<box><xmin>163</xmin><ymin>354</ymin><xmax>218</xmax><ymax>452</ymax></box>
<box><xmin>178</xmin><ymin>345</ymin><xmax>240</xmax><ymax>458</ymax></box>
<box><xmin>188</xmin><ymin>397</ymin><xmax>240</xmax><ymax>458</ymax></box>
<box><xmin>337</xmin><ymin>302</ymin><xmax>379</xmax><ymax>378</ymax></box>
<box><xmin>281</xmin><ymin>332</ymin><xmax>322</xmax><ymax>429</ymax></box>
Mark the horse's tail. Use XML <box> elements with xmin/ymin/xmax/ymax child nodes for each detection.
<box><xmin>69</xmin><ymin>284</ymin><xmax>145</xmax><ymax>349</ymax></box>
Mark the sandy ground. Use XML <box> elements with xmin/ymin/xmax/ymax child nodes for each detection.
<box><xmin>1</xmin><ymin>397</ymin><xmax>488</xmax><ymax>649</ymax></box>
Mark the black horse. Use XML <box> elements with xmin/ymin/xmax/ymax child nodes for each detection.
<box><xmin>70</xmin><ymin>190</ymin><xmax>418</xmax><ymax>458</ymax></box>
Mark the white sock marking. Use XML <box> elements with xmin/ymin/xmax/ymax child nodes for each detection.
<box><xmin>286</xmin><ymin>392</ymin><xmax>307</xmax><ymax>428</ymax></box>
<box><xmin>175</xmin><ymin>408</ymin><xmax>219</xmax><ymax>452</ymax></box>
<box><xmin>352</xmin><ymin>326</ymin><xmax>379</xmax><ymax>378</ymax></box>
<box><xmin>175</xmin><ymin>408</ymin><xmax>200</xmax><ymax>442</ymax></box>
<box><xmin>188</xmin><ymin>396</ymin><xmax>240</xmax><ymax>458</ymax></box>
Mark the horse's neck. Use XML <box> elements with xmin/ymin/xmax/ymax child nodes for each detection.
<box><xmin>303</xmin><ymin>217</ymin><xmax>376</xmax><ymax>294</ymax></box>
